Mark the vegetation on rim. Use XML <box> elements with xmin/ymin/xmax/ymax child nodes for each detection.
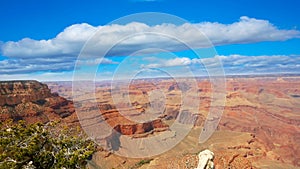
<box><xmin>0</xmin><ymin>120</ymin><xmax>96</xmax><ymax>169</ymax></box>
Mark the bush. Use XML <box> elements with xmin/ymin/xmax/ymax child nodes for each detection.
<box><xmin>131</xmin><ymin>159</ymin><xmax>153</xmax><ymax>169</ymax></box>
<box><xmin>0</xmin><ymin>120</ymin><xmax>96</xmax><ymax>169</ymax></box>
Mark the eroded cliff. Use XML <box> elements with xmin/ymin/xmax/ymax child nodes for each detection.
<box><xmin>0</xmin><ymin>80</ymin><xmax>75</xmax><ymax>124</ymax></box>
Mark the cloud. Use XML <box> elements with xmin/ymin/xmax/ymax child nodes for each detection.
<box><xmin>0</xmin><ymin>16</ymin><xmax>299</xmax><ymax>75</ymax></box>
<box><xmin>195</xmin><ymin>16</ymin><xmax>299</xmax><ymax>45</ymax></box>
<box><xmin>77</xmin><ymin>58</ymin><xmax>119</xmax><ymax>65</ymax></box>
<box><xmin>142</xmin><ymin>57</ymin><xmax>201</xmax><ymax>68</ymax></box>
<box><xmin>0</xmin><ymin>58</ymin><xmax>75</xmax><ymax>74</ymax></box>
<box><xmin>1</xmin><ymin>23</ymin><xmax>96</xmax><ymax>58</ymax></box>
<box><xmin>201</xmin><ymin>54</ymin><xmax>300</xmax><ymax>75</ymax></box>
<box><xmin>141</xmin><ymin>54</ymin><xmax>300</xmax><ymax>75</ymax></box>
<box><xmin>2</xmin><ymin>17</ymin><xmax>299</xmax><ymax>59</ymax></box>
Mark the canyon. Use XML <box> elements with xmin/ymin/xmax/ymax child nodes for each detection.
<box><xmin>47</xmin><ymin>76</ymin><xmax>300</xmax><ymax>168</ymax></box>
<box><xmin>1</xmin><ymin>76</ymin><xmax>299</xmax><ymax>168</ymax></box>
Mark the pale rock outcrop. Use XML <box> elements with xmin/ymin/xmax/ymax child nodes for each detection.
<box><xmin>195</xmin><ymin>149</ymin><xmax>214</xmax><ymax>169</ymax></box>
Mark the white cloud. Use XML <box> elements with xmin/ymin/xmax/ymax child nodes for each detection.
<box><xmin>2</xmin><ymin>54</ymin><xmax>300</xmax><ymax>80</ymax></box>
<box><xmin>1</xmin><ymin>23</ymin><xmax>97</xmax><ymax>58</ymax></box>
<box><xmin>142</xmin><ymin>57</ymin><xmax>201</xmax><ymax>68</ymax></box>
<box><xmin>195</xmin><ymin>16</ymin><xmax>299</xmax><ymax>45</ymax></box>
<box><xmin>141</xmin><ymin>54</ymin><xmax>300</xmax><ymax>75</ymax></box>
<box><xmin>0</xmin><ymin>16</ymin><xmax>299</xmax><ymax>76</ymax></box>
<box><xmin>0</xmin><ymin>58</ymin><xmax>74</xmax><ymax>74</ymax></box>
<box><xmin>201</xmin><ymin>54</ymin><xmax>300</xmax><ymax>74</ymax></box>
<box><xmin>77</xmin><ymin>58</ymin><xmax>119</xmax><ymax>65</ymax></box>
<box><xmin>0</xmin><ymin>72</ymin><xmax>75</xmax><ymax>81</ymax></box>
<box><xmin>2</xmin><ymin>16</ymin><xmax>299</xmax><ymax>59</ymax></box>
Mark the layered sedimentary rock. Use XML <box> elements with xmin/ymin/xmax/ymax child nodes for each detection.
<box><xmin>48</xmin><ymin>76</ymin><xmax>300</xmax><ymax>168</ymax></box>
<box><xmin>217</xmin><ymin>77</ymin><xmax>300</xmax><ymax>167</ymax></box>
<box><xmin>0</xmin><ymin>80</ymin><xmax>75</xmax><ymax>124</ymax></box>
<box><xmin>113</xmin><ymin>119</ymin><xmax>168</xmax><ymax>136</ymax></box>
<box><xmin>0</xmin><ymin>81</ymin><xmax>51</xmax><ymax>106</ymax></box>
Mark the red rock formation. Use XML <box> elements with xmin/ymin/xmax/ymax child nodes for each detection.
<box><xmin>112</xmin><ymin>119</ymin><xmax>168</xmax><ymax>136</ymax></box>
<box><xmin>0</xmin><ymin>80</ymin><xmax>75</xmax><ymax>124</ymax></box>
<box><xmin>0</xmin><ymin>80</ymin><xmax>51</xmax><ymax>106</ymax></box>
<box><xmin>218</xmin><ymin>77</ymin><xmax>300</xmax><ymax>167</ymax></box>
<box><xmin>97</xmin><ymin>102</ymin><xmax>169</xmax><ymax>137</ymax></box>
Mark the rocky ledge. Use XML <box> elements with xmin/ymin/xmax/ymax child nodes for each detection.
<box><xmin>0</xmin><ymin>80</ymin><xmax>75</xmax><ymax>124</ymax></box>
<box><xmin>0</xmin><ymin>80</ymin><xmax>52</xmax><ymax>106</ymax></box>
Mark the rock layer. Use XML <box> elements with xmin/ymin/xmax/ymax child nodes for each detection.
<box><xmin>0</xmin><ymin>80</ymin><xmax>51</xmax><ymax>106</ymax></box>
<box><xmin>0</xmin><ymin>80</ymin><xmax>75</xmax><ymax>124</ymax></box>
<box><xmin>47</xmin><ymin>77</ymin><xmax>300</xmax><ymax>168</ymax></box>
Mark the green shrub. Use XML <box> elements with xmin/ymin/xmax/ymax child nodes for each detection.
<box><xmin>0</xmin><ymin>120</ymin><xmax>96</xmax><ymax>169</ymax></box>
<box><xmin>131</xmin><ymin>159</ymin><xmax>153</xmax><ymax>169</ymax></box>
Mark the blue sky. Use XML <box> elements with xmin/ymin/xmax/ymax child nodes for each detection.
<box><xmin>0</xmin><ymin>0</ymin><xmax>300</xmax><ymax>81</ymax></box>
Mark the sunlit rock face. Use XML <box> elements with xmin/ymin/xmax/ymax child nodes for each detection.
<box><xmin>195</xmin><ymin>149</ymin><xmax>214</xmax><ymax>169</ymax></box>
<box><xmin>47</xmin><ymin>76</ymin><xmax>300</xmax><ymax>168</ymax></box>
<box><xmin>0</xmin><ymin>80</ymin><xmax>75</xmax><ymax>124</ymax></box>
<box><xmin>0</xmin><ymin>80</ymin><xmax>51</xmax><ymax>106</ymax></box>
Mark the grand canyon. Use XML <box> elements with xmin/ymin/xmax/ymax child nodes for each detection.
<box><xmin>1</xmin><ymin>1</ymin><xmax>300</xmax><ymax>168</ymax></box>
<box><xmin>1</xmin><ymin>75</ymin><xmax>299</xmax><ymax>168</ymax></box>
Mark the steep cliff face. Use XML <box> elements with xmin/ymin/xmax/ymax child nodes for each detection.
<box><xmin>97</xmin><ymin>102</ymin><xmax>169</xmax><ymax>137</ymax></box>
<box><xmin>0</xmin><ymin>81</ymin><xmax>52</xmax><ymax>106</ymax></box>
<box><xmin>0</xmin><ymin>81</ymin><xmax>75</xmax><ymax>124</ymax></box>
<box><xmin>113</xmin><ymin>119</ymin><xmax>168</xmax><ymax>136</ymax></box>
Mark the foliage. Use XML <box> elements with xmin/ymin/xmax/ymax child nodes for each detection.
<box><xmin>131</xmin><ymin>159</ymin><xmax>153</xmax><ymax>169</ymax></box>
<box><xmin>0</xmin><ymin>120</ymin><xmax>96</xmax><ymax>169</ymax></box>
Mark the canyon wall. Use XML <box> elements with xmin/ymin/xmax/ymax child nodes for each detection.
<box><xmin>0</xmin><ymin>80</ymin><xmax>51</xmax><ymax>106</ymax></box>
<box><xmin>0</xmin><ymin>80</ymin><xmax>75</xmax><ymax>124</ymax></box>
